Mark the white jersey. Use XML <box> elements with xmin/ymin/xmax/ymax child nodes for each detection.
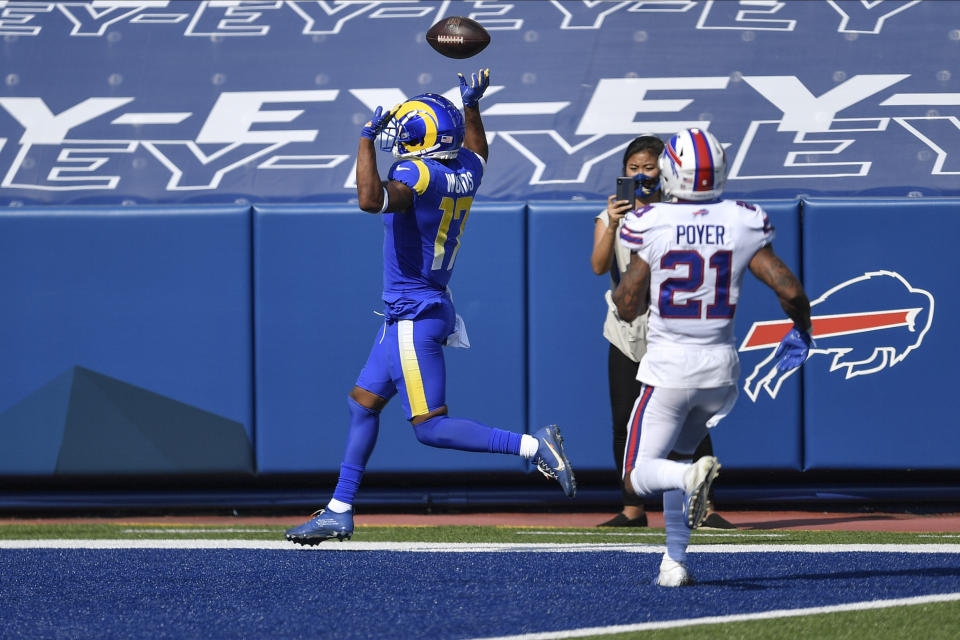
<box><xmin>619</xmin><ymin>199</ymin><xmax>774</xmax><ymax>388</ymax></box>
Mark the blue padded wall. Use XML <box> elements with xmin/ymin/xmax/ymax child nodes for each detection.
<box><xmin>252</xmin><ymin>205</ymin><xmax>382</xmax><ymax>474</ymax></box>
<box><xmin>253</xmin><ymin>203</ymin><xmax>527</xmax><ymax>474</ymax></box>
<box><xmin>527</xmin><ymin>201</ymin><xmax>614</xmax><ymax>471</ymax></box>
<box><xmin>802</xmin><ymin>198</ymin><xmax>958</xmax><ymax>469</ymax></box>
<box><xmin>711</xmin><ymin>200</ymin><xmax>803</xmax><ymax>471</ymax></box>
<box><xmin>0</xmin><ymin>206</ymin><xmax>253</xmax><ymax>474</ymax></box>
<box><xmin>2</xmin><ymin>197</ymin><xmax>958</xmax><ymax>482</ymax></box>
<box><xmin>527</xmin><ymin>200</ymin><xmax>804</xmax><ymax>476</ymax></box>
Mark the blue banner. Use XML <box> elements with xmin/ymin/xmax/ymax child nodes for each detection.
<box><xmin>0</xmin><ymin>0</ymin><xmax>957</xmax><ymax>205</ymax></box>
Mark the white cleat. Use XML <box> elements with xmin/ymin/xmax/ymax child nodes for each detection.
<box><xmin>682</xmin><ymin>456</ymin><xmax>721</xmax><ymax>529</ymax></box>
<box><xmin>655</xmin><ymin>554</ymin><xmax>693</xmax><ymax>587</ymax></box>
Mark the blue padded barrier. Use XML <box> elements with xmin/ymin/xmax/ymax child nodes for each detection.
<box><xmin>2</xmin><ymin>197</ymin><xmax>958</xmax><ymax>485</ymax></box>
<box><xmin>253</xmin><ymin>203</ymin><xmax>527</xmax><ymax>474</ymax></box>
<box><xmin>527</xmin><ymin>200</ymin><xmax>804</xmax><ymax>475</ymax></box>
<box><xmin>526</xmin><ymin>201</ymin><xmax>621</xmax><ymax>470</ymax></box>
<box><xmin>801</xmin><ymin>198</ymin><xmax>960</xmax><ymax>470</ymax></box>
<box><xmin>0</xmin><ymin>206</ymin><xmax>254</xmax><ymax>475</ymax></box>
<box><xmin>712</xmin><ymin>200</ymin><xmax>804</xmax><ymax>471</ymax></box>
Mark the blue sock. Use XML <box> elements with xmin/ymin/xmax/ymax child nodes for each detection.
<box><xmin>488</xmin><ymin>428</ymin><xmax>523</xmax><ymax>455</ymax></box>
<box><xmin>413</xmin><ymin>415</ymin><xmax>522</xmax><ymax>454</ymax></box>
<box><xmin>332</xmin><ymin>397</ymin><xmax>380</xmax><ymax>505</ymax></box>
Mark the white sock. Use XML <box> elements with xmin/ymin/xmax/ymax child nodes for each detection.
<box><xmin>519</xmin><ymin>434</ymin><xmax>539</xmax><ymax>459</ymax></box>
<box><xmin>327</xmin><ymin>498</ymin><xmax>352</xmax><ymax>513</ymax></box>
<box><xmin>629</xmin><ymin>459</ymin><xmax>689</xmax><ymax>495</ymax></box>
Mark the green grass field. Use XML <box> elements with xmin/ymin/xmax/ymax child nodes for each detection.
<box><xmin>0</xmin><ymin>521</ymin><xmax>957</xmax><ymax>545</ymax></box>
<box><xmin>592</xmin><ymin>600</ymin><xmax>960</xmax><ymax>640</ymax></box>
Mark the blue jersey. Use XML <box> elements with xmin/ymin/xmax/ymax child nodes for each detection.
<box><xmin>381</xmin><ymin>149</ymin><xmax>485</xmax><ymax>319</ymax></box>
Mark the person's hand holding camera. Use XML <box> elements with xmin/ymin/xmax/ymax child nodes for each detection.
<box><xmin>606</xmin><ymin>194</ymin><xmax>633</xmax><ymax>225</ymax></box>
<box><xmin>608</xmin><ymin>177</ymin><xmax>637</xmax><ymax>226</ymax></box>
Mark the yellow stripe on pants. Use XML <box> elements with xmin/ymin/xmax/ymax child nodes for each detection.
<box><xmin>398</xmin><ymin>320</ymin><xmax>429</xmax><ymax>416</ymax></box>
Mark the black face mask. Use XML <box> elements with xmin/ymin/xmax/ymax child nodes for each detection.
<box><xmin>635</xmin><ymin>174</ymin><xmax>661</xmax><ymax>197</ymax></box>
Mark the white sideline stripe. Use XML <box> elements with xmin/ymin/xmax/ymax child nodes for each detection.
<box><xmin>0</xmin><ymin>540</ymin><xmax>656</xmax><ymax>551</ymax></box>
<box><xmin>466</xmin><ymin>592</ymin><xmax>960</xmax><ymax>640</ymax></box>
<box><xmin>121</xmin><ymin>528</ymin><xmax>277</xmax><ymax>533</ymax></box>
<box><xmin>516</xmin><ymin>530</ymin><xmax>788</xmax><ymax>538</ymax></box>
<box><xmin>691</xmin><ymin>543</ymin><xmax>960</xmax><ymax>553</ymax></box>
<box><xmin>2</xmin><ymin>540</ymin><xmax>960</xmax><ymax>553</ymax></box>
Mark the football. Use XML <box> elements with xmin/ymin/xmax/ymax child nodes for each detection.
<box><xmin>425</xmin><ymin>16</ymin><xmax>490</xmax><ymax>59</ymax></box>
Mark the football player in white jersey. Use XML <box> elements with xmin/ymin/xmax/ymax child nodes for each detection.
<box><xmin>613</xmin><ymin>128</ymin><xmax>814</xmax><ymax>586</ymax></box>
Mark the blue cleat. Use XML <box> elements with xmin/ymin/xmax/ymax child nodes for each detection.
<box><xmin>682</xmin><ymin>456</ymin><xmax>721</xmax><ymax>529</ymax></box>
<box><xmin>532</xmin><ymin>425</ymin><xmax>576</xmax><ymax>498</ymax></box>
<box><xmin>285</xmin><ymin>508</ymin><xmax>354</xmax><ymax>545</ymax></box>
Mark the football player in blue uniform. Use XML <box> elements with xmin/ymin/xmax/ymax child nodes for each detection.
<box><xmin>286</xmin><ymin>70</ymin><xmax>576</xmax><ymax>545</ymax></box>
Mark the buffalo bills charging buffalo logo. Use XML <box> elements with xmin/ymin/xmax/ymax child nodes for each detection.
<box><xmin>739</xmin><ymin>271</ymin><xmax>934</xmax><ymax>401</ymax></box>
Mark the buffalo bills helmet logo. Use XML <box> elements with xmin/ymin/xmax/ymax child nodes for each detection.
<box><xmin>740</xmin><ymin>271</ymin><xmax>934</xmax><ymax>401</ymax></box>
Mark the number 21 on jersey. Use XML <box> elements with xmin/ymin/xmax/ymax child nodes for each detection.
<box><xmin>659</xmin><ymin>249</ymin><xmax>736</xmax><ymax>319</ymax></box>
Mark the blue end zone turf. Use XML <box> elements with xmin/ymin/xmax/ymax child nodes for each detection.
<box><xmin>1</xmin><ymin>549</ymin><xmax>959</xmax><ymax>638</ymax></box>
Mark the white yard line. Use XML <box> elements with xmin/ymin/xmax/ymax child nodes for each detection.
<box><xmin>2</xmin><ymin>540</ymin><xmax>960</xmax><ymax>553</ymax></box>
<box><xmin>515</xmin><ymin>530</ymin><xmax>788</xmax><ymax>538</ymax></box>
<box><xmin>465</xmin><ymin>592</ymin><xmax>960</xmax><ymax>640</ymax></box>
<box><xmin>120</xmin><ymin>528</ymin><xmax>278</xmax><ymax>533</ymax></box>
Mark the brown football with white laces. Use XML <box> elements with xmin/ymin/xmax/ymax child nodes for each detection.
<box><xmin>426</xmin><ymin>16</ymin><xmax>490</xmax><ymax>59</ymax></box>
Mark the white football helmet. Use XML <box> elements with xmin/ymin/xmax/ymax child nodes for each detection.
<box><xmin>658</xmin><ymin>128</ymin><xmax>726</xmax><ymax>201</ymax></box>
